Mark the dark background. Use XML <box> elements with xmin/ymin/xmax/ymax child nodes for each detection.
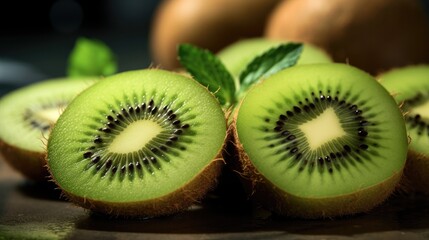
<box><xmin>0</xmin><ymin>0</ymin><xmax>161</xmax><ymax>95</ymax></box>
<box><xmin>0</xmin><ymin>0</ymin><xmax>429</xmax><ymax>96</ymax></box>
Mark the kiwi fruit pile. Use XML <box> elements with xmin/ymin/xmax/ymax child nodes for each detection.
<box><xmin>1</xmin><ymin>35</ymin><xmax>424</xmax><ymax>220</ymax></box>
<box><xmin>378</xmin><ymin>65</ymin><xmax>429</xmax><ymax>194</ymax></box>
<box><xmin>47</xmin><ymin>69</ymin><xmax>226</xmax><ymax>217</ymax></box>
<box><xmin>233</xmin><ymin>63</ymin><xmax>408</xmax><ymax>218</ymax></box>
<box><xmin>0</xmin><ymin>77</ymin><xmax>97</xmax><ymax>181</ymax></box>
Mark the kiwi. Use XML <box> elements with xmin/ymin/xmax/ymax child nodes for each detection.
<box><xmin>217</xmin><ymin>38</ymin><xmax>332</xmax><ymax>79</ymax></box>
<box><xmin>378</xmin><ymin>65</ymin><xmax>429</xmax><ymax>194</ymax></box>
<box><xmin>47</xmin><ymin>69</ymin><xmax>227</xmax><ymax>217</ymax></box>
<box><xmin>150</xmin><ymin>0</ymin><xmax>281</xmax><ymax>70</ymax></box>
<box><xmin>233</xmin><ymin>63</ymin><xmax>408</xmax><ymax>218</ymax></box>
<box><xmin>265</xmin><ymin>0</ymin><xmax>429</xmax><ymax>74</ymax></box>
<box><xmin>0</xmin><ymin>78</ymin><xmax>97</xmax><ymax>181</ymax></box>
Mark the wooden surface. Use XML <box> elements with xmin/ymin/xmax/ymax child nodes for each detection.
<box><xmin>0</xmin><ymin>157</ymin><xmax>429</xmax><ymax>240</ymax></box>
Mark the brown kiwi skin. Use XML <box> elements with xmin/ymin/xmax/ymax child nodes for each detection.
<box><xmin>229</xmin><ymin>104</ymin><xmax>403</xmax><ymax>219</ymax></box>
<box><xmin>0</xmin><ymin>141</ymin><xmax>47</xmax><ymax>181</ymax></box>
<box><xmin>150</xmin><ymin>0</ymin><xmax>281</xmax><ymax>70</ymax></box>
<box><xmin>265</xmin><ymin>0</ymin><xmax>429</xmax><ymax>75</ymax></box>
<box><xmin>404</xmin><ymin>151</ymin><xmax>429</xmax><ymax>195</ymax></box>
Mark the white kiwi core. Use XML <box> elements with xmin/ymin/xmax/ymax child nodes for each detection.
<box><xmin>108</xmin><ymin>120</ymin><xmax>163</xmax><ymax>153</ymax></box>
<box><xmin>299</xmin><ymin>107</ymin><xmax>345</xmax><ymax>150</ymax></box>
<box><xmin>34</xmin><ymin>107</ymin><xmax>63</xmax><ymax>125</ymax></box>
<box><xmin>411</xmin><ymin>100</ymin><xmax>429</xmax><ymax>119</ymax></box>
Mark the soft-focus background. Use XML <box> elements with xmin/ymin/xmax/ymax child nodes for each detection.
<box><xmin>0</xmin><ymin>0</ymin><xmax>160</xmax><ymax>95</ymax></box>
<box><xmin>1</xmin><ymin>0</ymin><xmax>429</xmax><ymax>96</ymax></box>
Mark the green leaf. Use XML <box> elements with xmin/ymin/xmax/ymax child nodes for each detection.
<box><xmin>67</xmin><ymin>37</ymin><xmax>117</xmax><ymax>77</ymax></box>
<box><xmin>238</xmin><ymin>43</ymin><xmax>303</xmax><ymax>97</ymax></box>
<box><xmin>178</xmin><ymin>44</ymin><xmax>236</xmax><ymax>108</ymax></box>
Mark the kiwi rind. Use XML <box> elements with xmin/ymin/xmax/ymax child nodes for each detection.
<box><xmin>378</xmin><ymin>64</ymin><xmax>429</xmax><ymax>194</ymax></box>
<box><xmin>233</xmin><ymin>63</ymin><xmax>408</xmax><ymax>218</ymax></box>
<box><xmin>0</xmin><ymin>78</ymin><xmax>97</xmax><ymax>181</ymax></box>
<box><xmin>47</xmin><ymin>69</ymin><xmax>227</xmax><ymax>217</ymax></box>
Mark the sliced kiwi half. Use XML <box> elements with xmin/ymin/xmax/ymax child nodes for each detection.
<box><xmin>47</xmin><ymin>69</ymin><xmax>227</xmax><ymax>217</ymax></box>
<box><xmin>217</xmin><ymin>38</ymin><xmax>332</xmax><ymax>79</ymax></box>
<box><xmin>0</xmin><ymin>78</ymin><xmax>97</xmax><ymax>181</ymax></box>
<box><xmin>378</xmin><ymin>65</ymin><xmax>429</xmax><ymax>194</ymax></box>
<box><xmin>234</xmin><ymin>63</ymin><xmax>408</xmax><ymax>218</ymax></box>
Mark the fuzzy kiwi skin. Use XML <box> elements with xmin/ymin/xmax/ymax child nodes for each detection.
<box><xmin>230</xmin><ymin>64</ymin><xmax>407</xmax><ymax>219</ymax></box>
<box><xmin>150</xmin><ymin>0</ymin><xmax>281</xmax><ymax>69</ymax></box>
<box><xmin>0</xmin><ymin>141</ymin><xmax>47</xmax><ymax>181</ymax></box>
<box><xmin>404</xmin><ymin>151</ymin><xmax>429</xmax><ymax>194</ymax></box>
<box><xmin>51</xmin><ymin>151</ymin><xmax>224</xmax><ymax>217</ymax></box>
<box><xmin>265</xmin><ymin>0</ymin><xmax>429</xmax><ymax>74</ymax></box>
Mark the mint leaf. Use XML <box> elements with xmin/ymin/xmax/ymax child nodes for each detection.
<box><xmin>178</xmin><ymin>44</ymin><xmax>236</xmax><ymax>108</ymax></box>
<box><xmin>238</xmin><ymin>43</ymin><xmax>303</xmax><ymax>97</ymax></box>
<box><xmin>67</xmin><ymin>37</ymin><xmax>117</xmax><ymax>77</ymax></box>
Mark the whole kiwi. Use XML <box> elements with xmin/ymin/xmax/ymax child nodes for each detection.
<box><xmin>150</xmin><ymin>0</ymin><xmax>281</xmax><ymax>70</ymax></box>
<box><xmin>265</xmin><ymin>0</ymin><xmax>429</xmax><ymax>74</ymax></box>
<box><xmin>233</xmin><ymin>63</ymin><xmax>408</xmax><ymax>218</ymax></box>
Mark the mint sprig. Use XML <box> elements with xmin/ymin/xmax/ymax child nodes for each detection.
<box><xmin>178</xmin><ymin>44</ymin><xmax>236</xmax><ymax>108</ymax></box>
<box><xmin>67</xmin><ymin>37</ymin><xmax>117</xmax><ymax>77</ymax></box>
<box><xmin>178</xmin><ymin>42</ymin><xmax>303</xmax><ymax>108</ymax></box>
<box><xmin>238</xmin><ymin>43</ymin><xmax>303</xmax><ymax>97</ymax></box>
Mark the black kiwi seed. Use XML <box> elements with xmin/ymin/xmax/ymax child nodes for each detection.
<box><xmin>83</xmin><ymin>152</ymin><xmax>93</xmax><ymax>158</ymax></box>
<box><xmin>151</xmin><ymin>107</ymin><xmax>158</xmax><ymax>114</ymax></box>
<box><xmin>181</xmin><ymin>124</ymin><xmax>190</xmax><ymax>129</ymax></box>
<box><xmin>92</xmin><ymin>156</ymin><xmax>100</xmax><ymax>163</ymax></box>
<box><xmin>106</xmin><ymin>159</ymin><xmax>112</xmax><ymax>168</ymax></box>
<box><xmin>94</xmin><ymin>136</ymin><xmax>103</xmax><ymax>144</ymax></box>
<box><xmin>128</xmin><ymin>163</ymin><xmax>134</xmax><ymax>171</ymax></box>
<box><xmin>168</xmin><ymin>114</ymin><xmax>176</xmax><ymax>120</ymax></box>
<box><xmin>274</xmin><ymin>126</ymin><xmax>283</xmax><ymax>132</ymax></box>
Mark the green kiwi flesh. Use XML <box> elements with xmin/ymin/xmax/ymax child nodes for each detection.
<box><xmin>0</xmin><ymin>78</ymin><xmax>97</xmax><ymax>180</ymax></box>
<box><xmin>217</xmin><ymin>38</ymin><xmax>332</xmax><ymax>79</ymax></box>
<box><xmin>235</xmin><ymin>63</ymin><xmax>407</xmax><ymax>218</ymax></box>
<box><xmin>378</xmin><ymin>65</ymin><xmax>429</xmax><ymax>194</ymax></box>
<box><xmin>47</xmin><ymin>69</ymin><xmax>226</xmax><ymax>217</ymax></box>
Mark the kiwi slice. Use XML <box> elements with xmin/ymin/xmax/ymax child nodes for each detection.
<box><xmin>378</xmin><ymin>65</ymin><xmax>429</xmax><ymax>194</ymax></box>
<box><xmin>217</xmin><ymin>38</ymin><xmax>332</xmax><ymax>79</ymax></box>
<box><xmin>47</xmin><ymin>69</ymin><xmax>226</xmax><ymax>217</ymax></box>
<box><xmin>0</xmin><ymin>78</ymin><xmax>97</xmax><ymax>181</ymax></box>
<box><xmin>234</xmin><ymin>63</ymin><xmax>408</xmax><ymax>218</ymax></box>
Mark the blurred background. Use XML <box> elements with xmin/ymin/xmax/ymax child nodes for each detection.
<box><xmin>0</xmin><ymin>0</ymin><xmax>160</xmax><ymax>95</ymax></box>
<box><xmin>1</xmin><ymin>0</ymin><xmax>429</xmax><ymax>96</ymax></box>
